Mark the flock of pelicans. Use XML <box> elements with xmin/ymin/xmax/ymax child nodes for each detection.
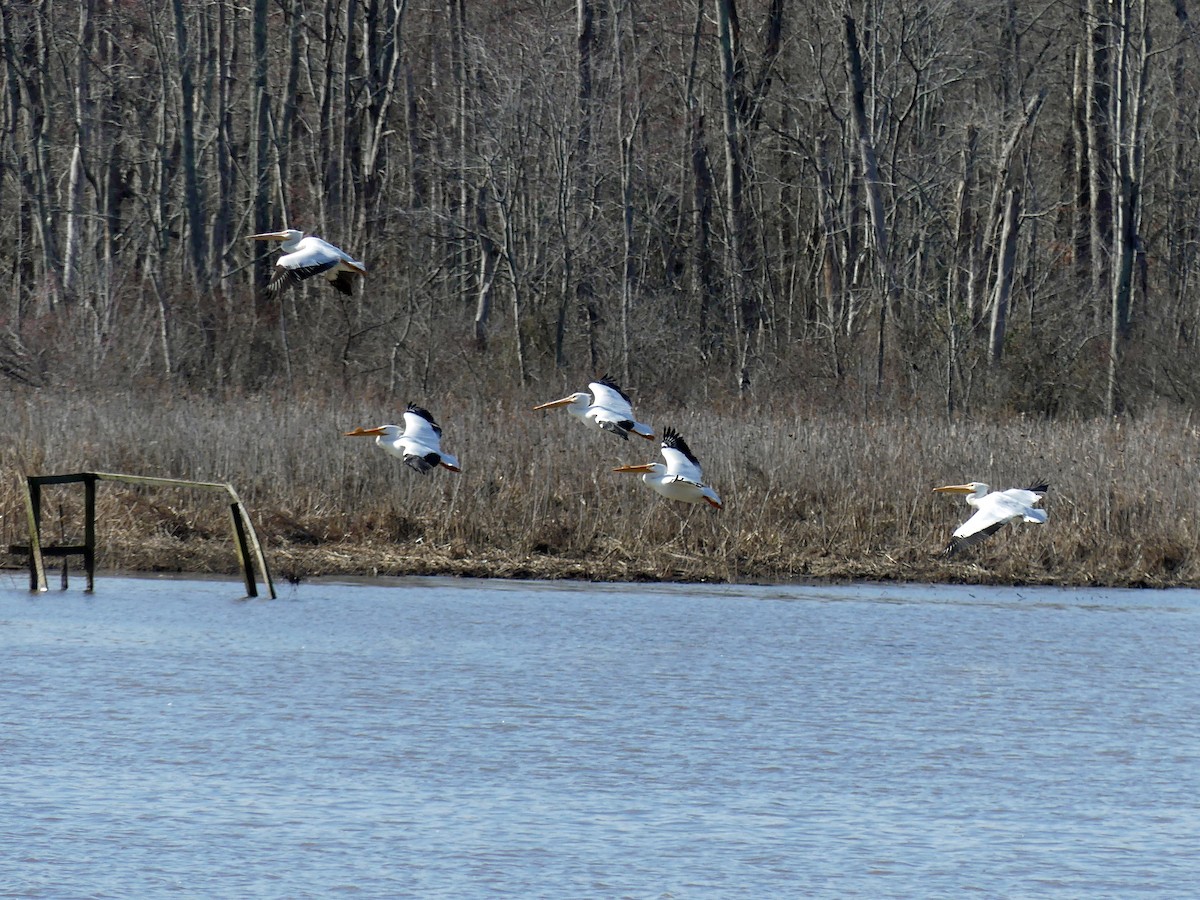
<box><xmin>250</xmin><ymin>228</ymin><xmax>1050</xmax><ymax>557</ymax></box>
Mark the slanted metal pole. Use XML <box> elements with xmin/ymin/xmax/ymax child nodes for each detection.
<box><xmin>233</xmin><ymin>497</ymin><xmax>276</xmax><ymax>599</ymax></box>
<box><xmin>84</xmin><ymin>475</ymin><xmax>96</xmax><ymax>592</ymax></box>
<box><xmin>23</xmin><ymin>477</ymin><xmax>48</xmax><ymax>592</ymax></box>
<box><xmin>228</xmin><ymin>503</ymin><xmax>258</xmax><ymax>597</ymax></box>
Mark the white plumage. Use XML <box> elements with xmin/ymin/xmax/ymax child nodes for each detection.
<box><xmin>345</xmin><ymin>404</ymin><xmax>461</xmax><ymax>475</ymax></box>
<box><xmin>250</xmin><ymin>228</ymin><xmax>367</xmax><ymax>295</ymax></box>
<box><xmin>933</xmin><ymin>481</ymin><xmax>1048</xmax><ymax>555</ymax></box>
<box><xmin>532</xmin><ymin>375</ymin><xmax>654</xmax><ymax>441</ymax></box>
<box><xmin>614</xmin><ymin>427</ymin><xmax>722</xmax><ymax>509</ymax></box>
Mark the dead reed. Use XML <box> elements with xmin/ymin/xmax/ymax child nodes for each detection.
<box><xmin>2</xmin><ymin>385</ymin><xmax>1197</xmax><ymax>587</ymax></box>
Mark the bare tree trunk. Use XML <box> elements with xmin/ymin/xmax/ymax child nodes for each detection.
<box><xmin>339</xmin><ymin>0</ymin><xmax>360</xmax><ymax>233</ymax></box>
<box><xmin>612</xmin><ymin>0</ymin><xmax>639</xmax><ymax>385</ymax></box>
<box><xmin>684</xmin><ymin>0</ymin><xmax>720</xmax><ymax>352</ymax></box>
<box><xmin>276</xmin><ymin>2</ymin><xmax>304</xmax><ymax>227</ymax></box>
<box><xmin>170</xmin><ymin>0</ymin><xmax>210</xmax><ymax>292</ymax></box>
<box><xmin>448</xmin><ymin>0</ymin><xmax>470</xmax><ymax>303</ymax></box>
<box><xmin>62</xmin><ymin>0</ymin><xmax>94</xmax><ymax>301</ymax></box>
<box><xmin>951</xmin><ymin>126</ymin><xmax>979</xmax><ymax>330</ymax></box>
<box><xmin>945</xmin><ymin>125</ymin><xmax>979</xmax><ymax>412</ymax></box>
<box><xmin>574</xmin><ymin>0</ymin><xmax>600</xmax><ymax>371</ymax></box>
<box><xmin>8</xmin><ymin>12</ymin><xmax>62</xmax><ymax>309</ymax></box>
<box><xmin>404</xmin><ymin>62</ymin><xmax>428</xmax><ymax>208</ymax></box>
<box><xmin>251</xmin><ymin>0</ymin><xmax>273</xmax><ymax>287</ymax></box>
<box><xmin>1070</xmin><ymin>42</ymin><xmax>1091</xmax><ymax>289</ymax></box>
<box><xmin>1166</xmin><ymin>2</ymin><xmax>1196</xmax><ymax>329</ymax></box>
<box><xmin>843</xmin><ymin>137</ymin><xmax>863</xmax><ymax>336</ymax></box>
<box><xmin>1086</xmin><ymin>0</ymin><xmax>1113</xmax><ymax>326</ymax></box>
<box><xmin>473</xmin><ymin>184</ymin><xmax>498</xmax><ymax>351</ymax></box>
<box><xmin>496</xmin><ymin>182</ymin><xmax>529</xmax><ymax>386</ymax></box>
<box><xmin>977</xmin><ymin>89</ymin><xmax>1045</xmax><ymax>327</ymax></box>
<box><xmin>360</xmin><ymin>0</ymin><xmax>408</xmax><ymax>235</ymax></box>
<box><xmin>844</xmin><ymin>14</ymin><xmax>899</xmax><ymax>393</ymax></box>
<box><xmin>989</xmin><ymin>188</ymin><xmax>1021</xmax><ymax>364</ymax></box>
<box><xmin>716</xmin><ymin>0</ymin><xmax>755</xmax><ymax>392</ymax></box>
<box><xmin>815</xmin><ymin>134</ymin><xmax>843</xmax><ymax>347</ymax></box>
<box><xmin>210</xmin><ymin>0</ymin><xmax>237</xmax><ymax>303</ymax></box>
<box><xmin>1107</xmin><ymin>0</ymin><xmax>1150</xmax><ymax>416</ymax></box>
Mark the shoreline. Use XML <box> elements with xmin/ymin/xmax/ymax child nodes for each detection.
<box><xmin>4</xmin><ymin>535</ymin><xmax>1194</xmax><ymax>591</ymax></box>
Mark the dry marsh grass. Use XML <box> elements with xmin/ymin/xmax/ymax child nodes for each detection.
<box><xmin>2</xmin><ymin>386</ymin><xmax>1198</xmax><ymax>587</ymax></box>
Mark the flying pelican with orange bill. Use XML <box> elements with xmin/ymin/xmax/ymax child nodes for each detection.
<box><xmin>249</xmin><ymin>228</ymin><xmax>367</xmax><ymax>295</ymax></box>
<box><xmin>613</xmin><ymin>427</ymin><xmax>722</xmax><ymax>509</ymax></box>
<box><xmin>932</xmin><ymin>481</ymin><xmax>1048</xmax><ymax>555</ymax></box>
<box><xmin>532</xmin><ymin>375</ymin><xmax>654</xmax><ymax>441</ymax></box>
<box><xmin>345</xmin><ymin>404</ymin><xmax>460</xmax><ymax>475</ymax></box>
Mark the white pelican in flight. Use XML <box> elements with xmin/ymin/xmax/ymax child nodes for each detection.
<box><xmin>532</xmin><ymin>375</ymin><xmax>654</xmax><ymax>441</ymax></box>
<box><xmin>933</xmin><ymin>481</ymin><xmax>1048</xmax><ymax>555</ymax></box>
<box><xmin>249</xmin><ymin>228</ymin><xmax>367</xmax><ymax>295</ymax></box>
<box><xmin>613</xmin><ymin>427</ymin><xmax>722</xmax><ymax>509</ymax></box>
<box><xmin>345</xmin><ymin>404</ymin><xmax>461</xmax><ymax>474</ymax></box>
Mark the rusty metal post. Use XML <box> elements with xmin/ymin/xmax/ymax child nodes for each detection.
<box><xmin>84</xmin><ymin>475</ymin><xmax>97</xmax><ymax>592</ymax></box>
<box><xmin>23</xmin><ymin>476</ymin><xmax>48</xmax><ymax>592</ymax></box>
<box><xmin>227</xmin><ymin>502</ymin><xmax>257</xmax><ymax>597</ymax></box>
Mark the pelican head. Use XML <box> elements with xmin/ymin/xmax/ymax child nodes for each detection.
<box><xmin>249</xmin><ymin>228</ymin><xmax>304</xmax><ymax>245</ymax></box>
<box><xmin>532</xmin><ymin>392</ymin><xmax>590</xmax><ymax>412</ymax></box>
<box><xmin>933</xmin><ymin>482</ymin><xmax>989</xmax><ymax>497</ymax></box>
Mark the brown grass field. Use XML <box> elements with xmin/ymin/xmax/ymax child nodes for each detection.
<box><xmin>2</xmin><ymin>384</ymin><xmax>1197</xmax><ymax>588</ymax></box>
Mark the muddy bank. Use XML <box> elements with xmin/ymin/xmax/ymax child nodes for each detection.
<box><xmin>3</xmin><ymin>532</ymin><xmax>1188</xmax><ymax>591</ymax></box>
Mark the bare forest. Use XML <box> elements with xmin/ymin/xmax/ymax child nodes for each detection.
<box><xmin>3</xmin><ymin>0</ymin><xmax>1200</xmax><ymax>585</ymax></box>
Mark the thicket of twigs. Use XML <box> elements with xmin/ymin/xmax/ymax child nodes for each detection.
<box><xmin>2</xmin><ymin>381</ymin><xmax>1196</xmax><ymax>587</ymax></box>
<box><xmin>4</xmin><ymin>2</ymin><xmax>1200</xmax><ymax>420</ymax></box>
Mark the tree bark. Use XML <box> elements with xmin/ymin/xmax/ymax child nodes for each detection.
<box><xmin>473</xmin><ymin>184</ymin><xmax>498</xmax><ymax>352</ymax></box>
<box><xmin>989</xmin><ymin>188</ymin><xmax>1021</xmax><ymax>365</ymax></box>
<box><xmin>1107</xmin><ymin>0</ymin><xmax>1150</xmax><ymax>416</ymax></box>
<box><xmin>171</xmin><ymin>0</ymin><xmax>210</xmax><ymax>292</ymax></box>
<box><xmin>574</xmin><ymin>0</ymin><xmax>600</xmax><ymax>371</ymax></box>
<box><xmin>62</xmin><ymin>0</ymin><xmax>94</xmax><ymax>301</ymax></box>
<box><xmin>716</xmin><ymin>0</ymin><xmax>756</xmax><ymax>392</ymax></box>
<box><xmin>977</xmin><ymin>89</ymin><xmax>1045</xmax><ymax>327</ymax></box>
<box><xmin>251</xmin><ymin>0</ymin><xmax>273</xmax><ymax>294</ymax></box>
<box><xmin>844</xmin><ymin>14</ymin><xmax>899</xmax><ymax>392</ymax></box>
<box><xmin>1086</xmin><ymin>0</ymin><xmax>1113</xmax><ymax>325</ymax></box>
<box><xmin>613</xmin><ymin>0</ymin><xmax>639</xmax><ymax>385</ymax></box>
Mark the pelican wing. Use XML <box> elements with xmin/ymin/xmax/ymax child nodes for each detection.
<box><xmin>588</xmin><ymin>376</ymin><xmax>654</xmax><ymax>439</ymax></box>
<box><xmin>402</xmin><ymin>404</ymin><xmax>444</xmax><ymax>446</ymax></box>
<box><xmin>399</xmin><ymin>403</ymin><xmax>461</xmax><ymax>473</ymax></box>
<box><xmin>302</xmin><ymin>236</ymin><xmax>353</xmax><ymax>261</ymax></box>
<box><xmin>588</xmin><ymin>376</ymin><xmax>636</xmax><ymax>420</ymax></box>
<box><xmin>272</xmin><ymin>236</ymin><xmax>365</xmax><ymax>295</ymax></box>
<box><xmin>660</xmin><ymin>428</ymin><xmax>704</xmax><ymax>481</ymax></box>
<box><xmin>946</xmin><ymin>516</ymin><xmax>1010</xmax><ymax>555</ymax></box>
<box><xmin>947</xmin><ymin>493</ymin><xmax>1033</xmax><ymax>554</ymax></box>
<box><xmin>268</xmin><ymin>259</ymin><xmax>338</xmax><ymax>294</ymax></box>
<box><xmin>998</xmin><ymin>487</ymin><xmax>1046</xmax><ymax>510</ymax></box>
<box><xmin>404</xmin><ymin>452</ymin><xmax>440</xmax><ymax>475</ymax></box>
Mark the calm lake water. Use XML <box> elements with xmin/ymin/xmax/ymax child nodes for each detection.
<box><xmin>1</xmin><ymin>573</ymin><xmax>1197</xmax><ymax>898</ymax></box>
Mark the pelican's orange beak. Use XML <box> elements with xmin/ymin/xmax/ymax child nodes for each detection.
<box><xmin>932</xmin><ymin>483</ymin><xmax>975</xmax><ymax>494</ymax></box>
<box><xmin>612</xmin><ymin>463</ymin><xmax>656</xmax><ymax>474</ymax></box>
<box><xmin>248</xmin><ymin>230</ymin><xmax>292</xmax><ymax>241</ymax></box>
<box><xmin>532</xmin><ymin>396</ymin><xmax>576</xmax><ymax>411</ymax></box>
<box><xmin>344</xmin><ymin>426</ymin><xmax>387</xmax><ymax>437</ymax></box>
